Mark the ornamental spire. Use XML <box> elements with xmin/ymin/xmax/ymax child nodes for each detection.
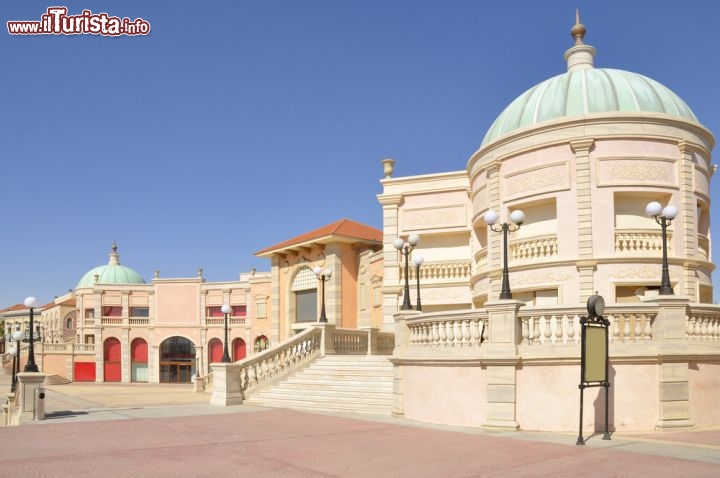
<box><xmin>564</xmin><ymin>10</ymin><xmax>596</xmax><ymax>72</ymax></box>
<box><xmin>571</xmin><ymin>9</ymin><xmax>586</xmax><ymax>45</ymax></box>
<box><xmin>109</xmin><ymin>242</ymin><xmax>120</xmax><ymax>265</ymax></box>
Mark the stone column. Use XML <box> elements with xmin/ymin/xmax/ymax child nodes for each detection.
<box><xmin>483</xmin><ymin>300</ymin><xmax>523</xmax><ymax>429</ymax></box>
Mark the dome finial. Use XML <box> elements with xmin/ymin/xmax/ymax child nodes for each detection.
<box><xmin>564</xmin><ymin>10</ymin><xmax>595</xmax><ymax>71</ymax></box>
<box><xmin>109</xmin><ymin>242</ymin><xmax>120</xmax><ymax>265</ymax></box>
<box><xmin>571</xmin><ymin>9</ymin><xmax>586</xmax><ymax>46</ymax></box>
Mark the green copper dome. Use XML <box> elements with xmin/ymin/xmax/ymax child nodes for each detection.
<box><xmin>76</xmin><ymin>244</ymin><xmax>146</xmax><ymax>288</ymax></box>
<box><xmin>481</xmin><ymin>19</ymin><xmax>699</xmax><ymax>146</ymax></box>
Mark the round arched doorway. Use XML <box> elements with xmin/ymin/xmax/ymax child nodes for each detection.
<box><xmin>254</xmin><ymin>335</ymin><xmax>270</xmax><ymax>353</ymax></box>
<box><xmin>232</xmin><ymin>338</ymin><xmax>246</xmax><ymax>361</ymax></box>
<box><xmin>103</xmin><ymin>337</ymin><xmax>121</xmax><ymax>382</ymax></box>
<box><xmin>131</xmin><ymin>338</ymin><xmax>148</xmax><ymax>382</ymax></box>
<box><xmin>208</xmin><ymin>338</ymin><xmax>223</xmax><ymax>365</ymax></box>
<box><xmin>159</xmin><ymin>336</ymin><xmax>196</xmax><ymax>383</ymax></box>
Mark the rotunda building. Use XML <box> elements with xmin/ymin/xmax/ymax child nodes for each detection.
<box><xmin>468</xmin><ymin>19</ymin><xmax>715</xmax><ymax>306</ymax></box>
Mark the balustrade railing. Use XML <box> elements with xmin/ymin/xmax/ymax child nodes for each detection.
<box><xmin>237</xmin><ymin>327</ymin><xmax>323</xmax><ymax>395</ymax></box>
<box><xmin>407</xmin><ymin>310</ymin><xmax>488</xmax><ymax>348</ymax></box>
<box><xmin>615</xmin><ymin>229</ymin><xmax>671</xmax><ymax>255</ymax></box>
<box><xmin>333</xmin><ymin>329</ymin><xmax>368</xmax><ymax>353</ymax></box>
<box><xmin>475</xmin><ymin>248</ymin><xmax>488</xmax><ymax>273</ymax></box>
<box><xmin>518</xmin><ymin>304</ymin><xmax>657</xmax><ymax>346</ymax></box>
<box><xmin>686</xmin><ymin>305</ymin><xmax>720</xmax><ymax>341</ymax></box>
<box><xmin>510</xmin><ymin>234</ymin><xmax>558</xmax><ymax>262</ymax></box>
<box><xmin>101</xmin><ymin>316</ymin><xmax>123</xmax><ymax>325</ymax></box>
<box><xmin>194</xmin><ymin>370</ymin><xmax>214</xmax><ymax>392</ymax></box>
<box><xmin>401</xmin><ymin>260</ymin><xmax>471</xmax><ymax>281</ymax></box>
<box><xmin>697</xmin><ymin>234</ymin><xmax>710</xmax><ymax>260</ymax></box>
<box><xmin>205</xmin><ymin>316</ymin><xmax>246</xmax><ymax>326</ymax></box>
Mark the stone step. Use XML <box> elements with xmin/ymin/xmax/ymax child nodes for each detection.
<box><xmin>245</xmin><ymin>397</ymin><xmax>393</xmax><ymax>414</ymax></box>
<box><xmin>301</xmin><ymin>367</ymin><xmax>393</xmax><ymax>378</ymax></box>
<box><xmin>268</xmin><ymin>385</ymin><xmax>392</xmax><ymax>398</ymax></box>
<box><xmin>44</xmin><ymin>374</ymin><xmax>72</xmax><ymax>385</ymax></box>
<box><xmin>283</xmin><ymin>378</ymin><xmax>392</xmax><ymax>389</ymax></box>
<box><xmin>246</xmin><ymin>354</ymin><xmax>394</xmax><ymax>416</ymax></box>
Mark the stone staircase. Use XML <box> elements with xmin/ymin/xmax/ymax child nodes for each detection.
<box><xmin>44</xmin><ymin>374</ymin><xmax>72</xmax><ymax>385</ymax></box>
<box><xmin>244</xmin><ymin>355</ymin><xmax>394</xmax><ymax>416</ymax></box>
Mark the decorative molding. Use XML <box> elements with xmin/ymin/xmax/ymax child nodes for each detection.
<box><xmin>569</xmin><ymin>137</ymin><xmax>595</xmax><ymax>153</ymax></box>
<box><xmin>401</xmin><ymin>204</ymin><xmax>467</xmax><ymax>231</ymax></box>
<box><xmin>597</xmin><ymin>156</ymin><xmax>676</xmax><ymax>187</ymax></box>
<box><xmin>612</xmin><ymin>266</ymin><xmax>679</xmax><ymax>280</ymax></box>
<box><xmin>503</xmin><ymin>162</ymin><xmax>570</xmax><ymax>200</ymax></box>
<box><xmin>511</xmin><ymin>271</ymin><xmax>572</xmax><ymax>286</ymax></box>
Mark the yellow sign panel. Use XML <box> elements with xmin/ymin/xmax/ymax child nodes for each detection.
<box><xmin>583</xmin><ymin>326</ymin><xmax>607</xmax><ymax>382</ymax></box>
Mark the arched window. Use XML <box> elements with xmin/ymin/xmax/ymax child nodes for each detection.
<box><xmin>292</xmin><ymin>267</ymin><xmax>317</xmax><ymax>323</ymax></box>
<box><xmin>254</xmin><ymin>335</ymin><xmax>270</xmax><ymax>352</ymax></box>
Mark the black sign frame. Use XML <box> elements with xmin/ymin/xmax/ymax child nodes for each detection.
<box><xmin>577</xmin><ymin>304</ymin><xmax>611</xmax><ymax>445</ymax></box>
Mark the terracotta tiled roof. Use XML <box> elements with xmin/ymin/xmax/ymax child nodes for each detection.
<box><xmin>40</xmin><ymin>301</ymin><xmax>55</xmax><ymax>309</ymax></box>
<box><xmin>256</xmin><ymin>218</ymin><xmax>382</xmax><ymax>257</ymax></box>
<box><xmin>0</xmin><ymin>304</ymin><xmax>29</xmax><ymax>312</ymax></box>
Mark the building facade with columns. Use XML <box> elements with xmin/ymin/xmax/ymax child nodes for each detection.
<box><xmin>3</xmin><ymin>244</ymin><xmax>274</xmax><ymax>384</ymax></box>
<box><xmin>380</xmin><ymin>18</ymin><xmax>719</xmax><ymax>432</ymax></box>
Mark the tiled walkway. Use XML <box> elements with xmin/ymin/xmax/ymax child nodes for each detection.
<box><xmin>2</xmin><ymin>373</ymin><xmax>719</xmax><ymax>477</ymax></box>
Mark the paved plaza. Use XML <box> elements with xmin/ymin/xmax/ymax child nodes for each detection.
<box><xmin>1</xmin><ymin>373</ymin><xmax>719</xmax><ymax>477</ymax></box>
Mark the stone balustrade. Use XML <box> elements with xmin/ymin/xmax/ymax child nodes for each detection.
<box><xmin>697</xmin><ymin>234</ymin><xmax>710</xmax><ymax>260</ymax></box>
<box><xmin>475</xmin><ymin>248</ymin><xmax>488</xmax><ymax>273</ymax></box>
<box><xmin>509</xmin><ymin>234</ymin><xmax>558</xmax><ymax>262</ymax></box>
<box><xmin>615</xmin><ymin>229</ymin><xmax>671</xmax><ymax>255</ymax></box>
<box><xmin>205</xmin><ymin>317</ymin><xmax>246</xmax><ymax>326</ymax></box>
<box><xmin>518</xmin><ymin>304</ymin><xmax>657</xmax><ymax>346</ymax></box>
<box><xmin>407</xmin><ymin>310</ymin><xmax>488</xmax><ymax>347</ymax></box>
<box><xmin>686</xmin><ymin>304</ymin><xmax>720</xmax><ymax>341</ymax></box>
<box><xmin>401</xmin><ymin>260</ymin><xmax>471</xmax><ymax>281</ymax></box>
<box><xmin>209</xmin><ymin>324</ymin><xmax>395</xmax><ymax>402</ymax></box>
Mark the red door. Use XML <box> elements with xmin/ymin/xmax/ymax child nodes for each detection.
<box><xmin>233</xmin><ymin>338</ymin><xmax>246</xmax><ymax>361</ymax></box>
<box><xmin>208</xmin><ymin>338</ymin><xmax>223</xmax><ymax>364</ymax></box>
<box><xmin>74</xmin><ymin>362</ymin><xmax>96</xmax><ymax>382</ymax></box>
<box><xmin>104</xmin><ymin>337</ymin><xmax>122</xmax><ymax>382</ymax></box>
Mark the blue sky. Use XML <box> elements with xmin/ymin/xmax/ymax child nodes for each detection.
<box><xmin>1</xmin><ymin>0</ymin><xmax>719</xmax><ymax>307</ymax></box>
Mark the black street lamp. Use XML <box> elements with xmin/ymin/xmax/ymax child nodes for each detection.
<box><xmin>23</xmin><ymin>296</ymin><xmax>39</xmax><ymax>372</ymax></box>
<box><xmin>11</xmin><ymin>329</ymin><xmax>23</xmax><ymax>392</ymax></box>
<box><xmin>646</xmin><ymin>201</ymin><xmax>678</xmax><ymax>295</ymax></box>
<box><xmin>412</xmin><ymin>255</ymin><xmax>424</xmax><ymax>311</ymax></box>
<box><xmin>484</xmin><ymin>210</ymin><xmax>525</xmax><ymax>300</ymax></box>
<box><xmin>394</xmin><ymin>234</ymin><xmax>420</xmax><ymax>310</ymax></box>
<box><xmin>220</xmin><ymin>304</ymin><xmax>232</xmax><ymax>363</ymax></box>
<box><xmin>314</xmin><ymin>266</ymin><xmax>333</xmax><ymax>323</ymax></box>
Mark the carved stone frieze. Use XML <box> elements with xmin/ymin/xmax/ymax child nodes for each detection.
<box><xmin>503</xmin><ymin>162</ymin><xmax>569</xmax><ymax>199</ymax></box>
<box><xmin>612</xmin><ymin>266</ymin><xmax>679</xmax><ymax>280</ymax></box>
<box><xmin>511</xmin><ymin>271</ymin><xmax>572</xmax><ymax>286</ymax></box>
<box><xmin>402</xmin><ymin>205</ymin><xmax>467</xmax><ymax>230</ymax></box>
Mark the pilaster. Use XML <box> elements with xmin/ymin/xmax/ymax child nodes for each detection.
<box><xmin>647</xmin><ymin>295</ymin><xmax>694</xmax><ymax>429</ymax></box>
<box><xmin>486</xmin><ymin>163</ymin><xmax>502</xmax><ymax>301</ymax></box>
<box><xmin>570</xmin><ymin>138</ymin><xmax>595</xmax><ymax>261</ymax></box>
<box><xmin>482</xmin><ymin>300</ymin><xmax>523</xmax><ymax>430</ymax></box>
<box><xmin>379</xmin><ymin>193</ymin><xmax>403</xmax><ymax>330</ymax></box>
<box><xmin>677</xmin><ymin>141</ymin><xmax>698</xmax><ymax>297</ymax></box>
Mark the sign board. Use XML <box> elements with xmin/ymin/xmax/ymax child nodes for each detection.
<box><xmin>582</xmin><ymin>325</ymin><xmax>607</xmax><ymax>383</ymax></box>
